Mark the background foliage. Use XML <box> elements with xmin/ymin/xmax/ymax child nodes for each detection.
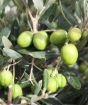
<box><xmin>0</xmin><ymin>0</ymin><xmax>88</xmax><ymax>105</ymax></box>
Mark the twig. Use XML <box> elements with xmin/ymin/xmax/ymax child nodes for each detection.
<box><xmin>33</xmin><ymin>63</ymin><xmax>42</xmax><ymax>71</ymax></box>
<box><xmin>12</xmin><ymin>60</ymin><xmax>16</xmax><ymax>84</ymax></box>
<box><xmin>7</xmin><ymin>85</ymin><xmax>12</xmax><ymax>105</ymax></box>
<box><xmin>27</xmin><ymin>8</ymin><xmax>34</xmax><ymax>22</ymax></box>
<box><xmin>26</xmin><ymin>8</ymin><xmax>38</xmax><ymax>32</ymax></box>
<box><xmin>4</xmin><ymin>60</ymin><xmax>21</xmax><ymax>71</ymax></box>
<box><xmin>29</xmin><ymin>58</ymin><xmax>34</xmax><ymax>84</ymax></box>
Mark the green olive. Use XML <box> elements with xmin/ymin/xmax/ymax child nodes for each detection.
<box><xmin>17</xmin><ymin>31</ymin><xmax>33</xmax><ymax>48</ymax></box>
<box><xmin>79</xmin><ymin>63</ymin><xmax>88</xmax><ymax>73</ymax></box>
<box><xmin>12</xmin><ymin>84</ymin><xmax>23</xmax><ymax>99</ymax></box>
<box><xmin>47</xmin><ymin>77</ymin><xmax>58</xmax><ymax>93</ymax></box>
<box><xmin>68</xmin><ymin>27</ymin><xmax>81</xmax><ymax>42</ymax></box>
<box><xmin>0</xmin><ymin>70</ymin><xmax>13</xmax><ymax>87</ymax></box>
<box><xmin>61</xmin><ymin>44</ymin><xmax>78</xmax><ymax>65</ymax></box>
<box><xmin>33</xmin><ymin>31</ymin><xmax>48</xmax><ymax>50</ymax></box>
<box><xmin>56</xmin><ymin>73</ymin><xmax>67</xmax><ymax>88</ymax></box>
<box><xmin>50</xmin><ymin>29</ymin><xmax>67</xmax><ymax>46</ymax></box>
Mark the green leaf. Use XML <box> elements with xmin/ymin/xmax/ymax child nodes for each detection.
<box><xmin>39</xmin><ymin>0</ymin><xmax>56</xmax><ymax>18</ymax></box>
<box><xmin>43</xmin><ymin>69</ymin><xmax>49</xmax><ymax>90</ymax></box>
<box><xmin>2</xmin><ymin>36</ymin><xmax>13</xmax><ymax>48</ymax></box>
<box><xmin>0</xmin><ymin>27</ymin><xmax>10</xmax><ymax>37</ymax></box>
<box><xmin>0</xmin><ymin>27</ymin><xmax>11</xmax><ymax>46</ymax></box>
<box><xmin>0</xmin><ymin>55</ymin><xmax>9</xmax><ymax>68</ymax></box>
<box><xmin>3</xmin><ymin>48</ymin><xmax>22</xmax><ymax>60</ymax></box>
<box><xmin>0</xmin><ymin>0</ymin><xmax>4</xmax><ymax>6</ymax></box>
<box><xmin>40</xmin><ymin>3</ymin><xmax>57</xmax><ymax>22</ymax></box>
<box><xmin>18</xmin><ymin>49</ymin><xmax>46</xmax><ymax>59</ymax></box>
<box><xmin>34</xmin><ymin>80</ymin><xmax>42</xmax><ymax>95</ymax></box>
<box><xmin>24</xmin><ymin>72</ymin><xmax>30</xmax><ymax>80</ymax></box>
<box><xmin>45</xmin><ymin>0</ymin><xmax>56</xmax><ymax>7</ymax></box>
<box><xmin>0</xmin><ymin>0</ymin><xmax>4</xmax><ymax>14</ymax></box>
<box><xmin>31</xmin><ymin>95</ymin><xmax>40</xmax><ymax>103</ymax></box>
<box><xmin>20</xmin><ymin>80</ymin><xmax>31</xmax><ymax>88</ymax></box>
<box><xmin>32</xmin><ymin>0</ymin><xmax>44</xmax><ymax>12</ymax></box>
<box><xmin>67</xmin><ymin>75</ymin><xmax>81</xmax><ymax>90</ymax></box>
<box><xmin>75</xmin><ymin>1</ymin><xmax>81</xmax><ymax>18</ymax></box>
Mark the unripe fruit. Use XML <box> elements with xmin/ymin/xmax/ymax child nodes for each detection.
<box><xmin>17</xmin><ymin>31</ymin><xmax>33</xmax><ymax>48</ymax></box>
<box><xmin>50</xmin><ymin>22</ymin><xmax>58</xmax><ymax>29</ymax></box>
<box><xmin>47</xmin><ymin>77</ymin><xmax>58</xmax><ymax>93</ymax></box>
<box><xmin>61</xmin><ymin>44</ymin><xmax>78</xmax><ymax>65</ymax></box>
<box><xmin>33</xmin><ymin>31</ymin><xmax>48</xmax><ymax>50</ymax></box>
<box><xmin>46</xmin><ymin>67</ymin><xmax>58</xmax><ymax>77</ymax></box>
<box><xmin>82</xmin><ymin>30</ymin><xmax>88</xmax><ymax>39</ymax></box>
<box><xmin>84</xmin><ymin>69</ymin><xmax>88</xmax><ymax>79</ymax></box>
<box><xmin>12</xmin><ymin>84</ymin><xmax>23</xmax><ymax>99</ymax></box>
<box><xmin>68</xmin><ymin>27</ymin><xmax>81</xmax><ymax>42</ymax></box>
<box><xmin>68</xmin><ymin>64</ymin><xmax>74</xmax><ymax>68</ymax></box>
<box><xmin>46</xmin><ymin>68</ymin><xmax>53</xmax><ymax>77</ymax></box>
<box><xmin>50</xmin><ymin>29</ymin><xmax>67</xmax><ymax>46</ymax></box>
<box><xmin>56</xmin><ymin>74</ymin><xmax>67</xmax><ymax>88</ymax></box>
<box><xmin>0</xmin><ymin>70</ymin><xmax>13</xmax><ymax>87</ymax></box>
<box><xmin>79</xmin><ymin>63</ymin><xmax>88</xmax><ymax>73</ymax></box>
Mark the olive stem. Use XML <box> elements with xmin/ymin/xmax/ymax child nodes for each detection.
<box><xmin>7</xmin><ymin>85</ymin><xmax>12</xmax><ymax>105</ymax></box>
<box><xmin>32</xmin><ymin>18</ymin><xmax>38</xmax><ymax>33</ymax></box>
<box><xmin>33</xmin><ymin>63</ymin><xmax>42</xmax><ymax>71</ymax></box>
<box><xmin>29</xmin><ymin>58</ymin><xmax>34</xmax><ymax>84</ymax></box>
<box><xmin>55</xmin><ymin>57</ymin><xmax>62</xmax><ymax>69</ymax></box>
<box><xmin>12</xmin><ymin>60</ymin><xmax>15</xmax><ymax>84</ymax></box>
<box><xmin>4</xmin><ymin>60</ymin><xmax>21</xmax><ymax>71</ymax></box>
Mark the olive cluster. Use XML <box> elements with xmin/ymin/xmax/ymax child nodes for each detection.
<box><xmin>17</xmin><ymin>27</ymin><xmax>82</xmax><ymax>65</ymax></box>
<box><xmin>0</xmin><ymin>70</ymin><xmax>22</xmax><ymax>99</ymax></box>
<box><xmin>17</xmin><ymin>31</ymin><xmax>48</xmax><ymax>50</ymax></box>
<box><xmin>44</xmin><ymin>68</ymin><xmax>67</xmax><ymax>93</ymax></box>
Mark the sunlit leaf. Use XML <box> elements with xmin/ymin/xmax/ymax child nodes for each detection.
<box><xmin>2</xmin><ymin>36</ymin><xmax>13</xmax><ymax>48</ymax></box>
<box><xmin>0</xmin><ymin>27</ymin><xmax>11</xmax><ymax>46</ymax></box>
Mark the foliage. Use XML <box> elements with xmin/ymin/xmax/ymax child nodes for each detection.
<box><xmin>0</xmin><ymin>0</ymin><xmax>88</xmax><ymax>105</ymax></box>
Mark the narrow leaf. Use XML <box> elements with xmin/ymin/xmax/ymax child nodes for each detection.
<box><xmin>32</xmin><ymin>0</ymin><xmax>44</xmax><ymax>12</ymax></box>
<box><xmin>0</xmin><ymin>27</ymin><xmax>11</xmax><ymax>37</ymax></box>
<box><xmin>18</xmin><ymin>49</ymin><xmax>46</xmax><ymax>59</ymax></box>
<box><xmin>34</xmin><ymin>80</ymin><xmax>42</xmax><ymax>95</ymax></box>
<box><xmin>0</xmin><ymin>27</ymin><xmax>11</xmax><ymax>46</ymax></box>
<box><xmin>2</xmin><ymin>36</ymin><xmax>13</xmax><ymax>48</ymax></box>
<box><xmin>39</xmin><ymin>0</ymin><xmax>56</xmax><ymax>17</ymax></box>
<box><xmin>43</xmin><ymin>69</ymin><xmax>49</xmax><ymax>90</ymax></box>
<box><xmin>67</xmin><ymin>76</ymin><xmax>81</xmax><ymax>90</ymax></box>
<box><xmin>3</xmin><ymin>48</ymin><xmax>22</xmax><ymax>60</ymax></box>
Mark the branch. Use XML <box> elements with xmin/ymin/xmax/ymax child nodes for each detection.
<box><xmin>26</xmin><ymin>8</ymin><xmax>38</xmax><ymax>32</ymax></box>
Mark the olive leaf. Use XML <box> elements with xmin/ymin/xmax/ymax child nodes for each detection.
<box><xmin>34</xmin><ymin>80</ymin><xmax>42</xmax><ymax>95</ymax></box>
<box><xmin>38</xmin><ymin>0</ymin><xmax>56</xmax><ymax>18</ymax></box>
<box><xmin>43</xmin><ymin>69</ymin><xmax>49</xmax><ymax>90</ymax></box>
<box><xmin>67</xmin><ymin>75</ymin><xmax>81</xmax><ymax>90</ymax></box>
<box><xmin>0</xmin><ymin>27</ymin><xmax>11</xmax><ymax>46</ymax></box>
<box><xmin>2</xmin><ymin>36</ymin><xmax>13</xmax><ymax>48</ymax></box>
<box><xmin>18</xmin><ymin>49</ymin><xmax>46</xmax><ymax>59</ymax></box>
<box><xmin>3</xmin><ymin>48</ymin><xmax>22</xmax><ymax>60</ymax></box>
<box><xmin>32</xmin><ymin>0</ymin><xmax>44</xmax><ymax>12</ymax></box>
